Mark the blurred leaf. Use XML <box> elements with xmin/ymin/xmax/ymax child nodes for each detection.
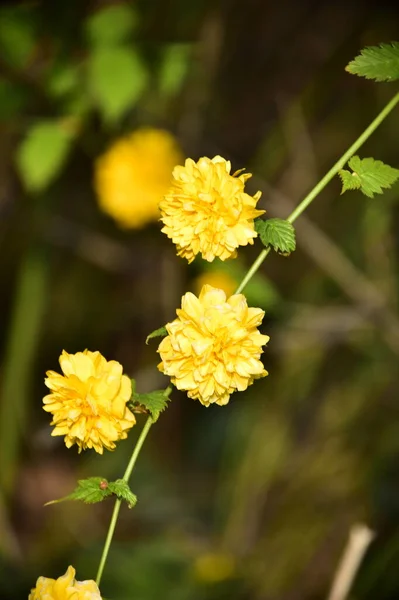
<box><xmin>45</xmin><ymin>477</ymin><xmax>113</xmax><ymax>506</ymax></box>
<box><xmin>159</xmin><ymin>44</ymin><xmax>191</xmax><ymax>97</ymax></box>
<box><xmin>346</xmin><ymin>42</ymin><xmax>399</xmax><ymax>82</ymax></box>
<box><xmin>0</xmin><ymin>6</ymin><xmax>36</xmax><ymax>69</ymax></box>
<box><xmin>88</xmin><ymin>46</ymin><xmax>148</xmax><ymax>124</ymax></box>
<box><xmin>133</xmin><ymin>388</ymin><xmax>172</xmax><ymax>422</ymax></box>
<box><xmin>46</xmin><ymin>62</ymin><xmax>81</xmax><ymax>99</ymax></box>
<box><xmin>108</xmin><ymin>479</ymin><xmax>137</xmax><ymax>508</ymax></box>
<box><xmin>16</xmin><ymin>120</ymin><xmax>74</xmax><ymax>192</ymax></box>
<box><xmin>0</xmin><ymin>78</ymin><xmax>27</xmax><ymax>120</ymax></box>
<box><xmin>339</xmin><ymin>156</ymin><xmax>399</xmax><ymax>198</ymax></box>
<box><xmin>146</xmin><ymin>326</ymin><xmax>168</xmax><ymax>345</ymax></box>
<box><xmin>86</xmin><ymin>4</ymin><xmax>138</xmax><ymax>46</ymax></box>
<box><xmin>255</xmin><ymin>218</ymin><xmax>296</xmax><ymax>255</ymax></box>
<box><xmin>245</xmin><ymin>276</ymin><xmax>280</xmax><ymax>310</ymax></box>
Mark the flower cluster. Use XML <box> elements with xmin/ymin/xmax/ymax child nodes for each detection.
<box><xmin>158</xmin><ymin>285</ymin><xmax>269</xmax><ymax>406</ymax></box>
<box><xmin>29</xmin><ymin>565</ymin><xmax>102</xmax><ymax>600</ymax></box>
<box><xmin>159</xmin><ymin>156</ymin><xmax>264</xmax><ymax>263</ymax></box>
<box><xmin>95</xmin><ymin>127</ymin><xmax>182</xmax><ymax>229</ymax></box>
<box><xmin>43</xmin><ymin>350</ymin><xmax>135</xmax><ymax>454</ymax></box>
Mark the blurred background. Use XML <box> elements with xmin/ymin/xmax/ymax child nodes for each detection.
<box><xmin>1</xmin><ymin>0</ymin><xmax>399</xmax><ymax>598</ymax></box>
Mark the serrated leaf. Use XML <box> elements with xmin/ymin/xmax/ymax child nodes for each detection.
<box><xmin>86</xmin><ymin>4</ymin><xmax>138</xmax><ymax>46</ymax></box>
<box><xmin>88</xmin><ymin>45</ymin><xmax>148</xmax><ymax>124</ymax></box>
<box><xmin>346</xmin><ymin>42</ymin><xmax>399</xmax><ymax>82</ymax></box>
<box><xmin>159</xmin><ymin>44</ymin><xmax>191</xmax><ymax>97</ymax></box>
<box><xmin>108</xmin><ymin>479</ymin><xmax>137</xmax><ymax>508</ymax></box>
<box><xmin>146</xmin><ymin>326</ymin><xmax>168</xmax><ymax>345</ymax></box>
<box><xmin>45</xmin><ymin>477</ymin><xmax>112</xmax><ymax>506</ymax></box>
<box><xmin>255</xmin><ymin>218</ymin><xmax>296</xmax><ymax>255</ymax></box>
<box><xmin>16</xmin><ymin>120</ymin><xmax>74</xmax><ymax>192</ymax></box>
<box><xmin>339</xmin><ymin>156</ymin><xmax>399</xmax><ymax>198</ymax></box>
<box><xmin>133</xmin><ymin>388</ymin><xmax>172</xmax><ymax>422</ymax></box>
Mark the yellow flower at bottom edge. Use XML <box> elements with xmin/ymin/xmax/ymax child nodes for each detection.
<box><xmin>95</xmin><ymin>127</ymin><xmax>183</xmax><ymax>229</ymax></box>
<box><xmin>158</xmin><ymin>284</ymin><xmax>269</xmax><ymax>406</ymax></box>
<box><xmin>43</xmin><ymin>350</ymin><xmax>135</xmax><ymax>454</ymax></box>
<box><xmin>159</xmin><ymin>156</ymin><xmax>265</xmax><ymax>263</ymax></box>
<box><xmin>29</xmin><ymin>565</ymin><xmax>102</xmax><ymax>600</ymax></box>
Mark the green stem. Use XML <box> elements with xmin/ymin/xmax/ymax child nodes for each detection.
<box><xmin>235</xmin><ymin>90</ymin><xmax>399</xmax><ymax>294</ymax></box>
<box><xmin>95</xmin><ymin>415</ymin><xmax>154</xmax><ymax>587</ymax></box>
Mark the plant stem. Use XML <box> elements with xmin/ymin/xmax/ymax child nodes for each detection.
<box><xmin>235</xmin><ymin>248</ymin><xmax>270</xmax><ymax>294</ymax></box>
<box><xmin>95</xmin><ymin>415</ymin><xmax>154</xmax><ymax>587</ymax></box>
<box><xmin>235</xmin><ymin>90</ymin><xmax>399</xmax><ymax>294</ymax></box>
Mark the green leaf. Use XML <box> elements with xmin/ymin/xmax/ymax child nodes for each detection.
<box><xmin>346</xmin><ymin>42</ymin><xmax>399</xmax><ymax>82</ymax></box>
<box><xmin>16</xmin><ymin>120</ymin><xmax>74</xmax><ymax>192</ymax></box>
<box><xmin>86</xmin><ymin>4</ymin><xmax>138</xmax><ymax>46</ymax></box>
<box><xmin>46</xmin><ymin>62</ymin><xmax>81</xmax><ymax>99</ymax></box>
<box><xmin>108</xmin><ymin>479</ymin><xmax>137</xmax><ymax>508</ymax></box>
<box><xmin>159</xmin><ymin>44</ymin><xmax>191</xmax><ymax>97</ymax></box>
<box><xmin>88</xmin><ymin>46</ymin><xmax>148</xmax><ymax>125</ymax></box>
<box><xmin>133</xmin><ymin>388</ymin><xmax>172</xmax><ymax>422</ymax></box>
<box><xmin>339</xmin><ymin>156</ymin><xmax>399</xmax><ymax>198</ymax></box>
<box><xmin>45</xmin><ymin>477</ymin><xmax>112</xmax><ymax>506</ymax></box>
<box><xmin>146</xmin><ymin>326</ymin><xmax>168</xmax><ymax>345</ymax></box>
<box><xmin>255</xmin><ymin>218</ymin><xmax>296</xmax><ymax>255</ymax></box>
<box><xmin>0</xmin><ymin>6</ymin><xmax>37</xmax><ymax>69</ymax></box>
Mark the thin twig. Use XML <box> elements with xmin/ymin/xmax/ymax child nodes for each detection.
<box><xmin>326</xmin><ymin>524</ymin><xmax>375</xmax><ymax>600</ymax></box>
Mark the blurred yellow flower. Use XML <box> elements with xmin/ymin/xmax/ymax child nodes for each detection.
<box><xmin>29</xmin><ymin>565</ymin><xmax>102</xmax><ymax>600</ymax></box>
<box><xmin>158</xmin><ymin>284</ymin><xmax>269</xmax><ymax>406</ymax></box>
<box><xmin>43</xmin><ymin>350</ymin><xmax>135</xmax><ymax>454</ymax></box>
<box><xmin>159</xmin><ymin>156</ymin><xmax>264</xmax><ymax>263</ymax></box>
<box><xmin>95</xmin><ymin>128</ymin><xmax>183</xmax><ymax>228</ymax></box>
<box><xmin>194</xmin><ymin>552</ymin><xmax>236</xmax><ymax>583</ymax></box>
<box><xmin>194</xmin><ymin>270</ymin><xmax>237</xmax><ymax>298</ymax></box>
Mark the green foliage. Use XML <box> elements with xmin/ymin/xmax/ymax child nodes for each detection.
<box><xmin>346</xmin><ymin>42</ymin><xmax>399</xmax><ymax>82</ymax></box>
<box><xmin>87</xmin><ymin>46</ymin><xmax>148</xmax><ymax>125</ymax></box>
<box><xmin>339</xmin><ymin>156</ymin><xmax>399</xmax><ymax>198</ymax></box>
<box><xmin>85</xmin><ymin>4</ymin><xmax>138</xmax><ymax>46</ymax></box>
<box><xmin>159</xmin><ymin>44</ymin><xmax>191</xmax><ymax>97</ymax></box>
<box><xmin>132</xmin><ymin>388</ymin><xmax>172</xmax><ymax>422</ymax></box>
<box><xmin>0</xmin><ymin>6</ymin><xmax>36</xmax><ymax>69</ymax></box>
<box><xmin>146</xmin><ymin>326</ymin><xmax>168</xmax><ymax>345</ymax></box>
<box><xmin>16</xmin><ymin>120</ymin><xmax>74</xmax><ymax>193</ymax></box>
<box><xmin>46</xmin><ymin>62</ymin><xmax>81</xmax><ymax>99</ymax></box>
<box><xmin>45</xmin><ymin>477</ymin><xmax>113</xmax><ymax>505</ymax></box>
<box><xmin>108</xmin><ymin>479</ymin><xmax>137</xmax><ymax>509</ymax></box>
<box><xmin>255</xmin><ymin>218</ymin><xmax>296</xmax><ymax>255</ymax></box>
<box><xmin>45</xmin><ymin>477</ymin><xmax>137</xmax><ymax>508</ymax></box>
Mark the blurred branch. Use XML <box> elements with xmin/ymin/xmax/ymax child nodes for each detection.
<box><xmin>260</xmin><ymin>180</ymin><xmax>399</xmax><ymax>353</ymax></box>
<box><xmin>327</xmin><ymin>524</ymin><xmax>375</xmax><ymax>600</ymax></box>
<box><xmin>178</xmin><ymin>9</ymin><xmax>224</xmax><ymax>151</ymax></box>
<box><xmin>0</xmin><ymin>244</ymin><xmax>49</xmax><ymax>494</ymax></box>
<box><xmin>44</xmin><ymin>215</ymin><xmax>132</xmax><ymax>272</ymax></box>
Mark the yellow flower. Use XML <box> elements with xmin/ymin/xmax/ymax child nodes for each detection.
<box><xmin>43</xmin><ymin>350</ymin><xmax>135</xmax><ymax>454</ymax></box>
<box><xmin>158</xmin><ymin>285</ymin><xmax>269</xmax><ymax>406</ymax></box>
<box><xmin>29</xmin><ymin>565</ymin><xmax>102</xmax><ymax>600</ymax></box>
<box><xmin>159</xmin><ymin>156</ymin><xmax>264</xmax><ymax>263</ymax></box>
<box><xmin>95</xmin><ymin>127</ymin><xmax>183</xmax><ymax>229</ymax></box>
<box><xmin>193</xmin><ymin>270</ymin><xmax>237</xmax><ymax>298</ymax></box>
